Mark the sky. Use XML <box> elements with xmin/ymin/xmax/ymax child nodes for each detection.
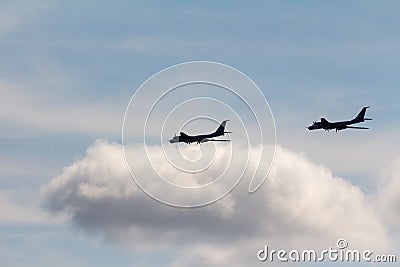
<box><xmin>1</xmin><ymin>1</ymin><xmax>400</xmax><ymax>266</ymax></box>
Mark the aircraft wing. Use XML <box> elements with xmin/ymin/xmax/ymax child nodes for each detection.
<box><xmin>200</xmin><ymin>138</ymin><xmax>231</xmax><ymax>143</ymax></box>
<box><xmin>346</xmin><ymin>126</ymin><xmax>369</xmax><ymax>130</ymax></box>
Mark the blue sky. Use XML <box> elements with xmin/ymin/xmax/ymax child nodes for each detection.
<box><xmin>1</xmin><ymin>1</ymin><xmax>400</xmax><ymax>266</ymax></box>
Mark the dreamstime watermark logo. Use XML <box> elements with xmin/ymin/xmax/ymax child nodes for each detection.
<box><xmin>257</xmin><ymin>238</ymin><xmax>397</xmax><ymax>263</ymax></box>
<box><xmin>122</xmin><ymin>61</ymin><xmax>276</xmax><ymax>208</ymax></box>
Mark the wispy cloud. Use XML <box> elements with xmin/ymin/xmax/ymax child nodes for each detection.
<box><xmin>0</xmin><ymin>79</ymin><xmax>124</xmax><ymax>136</ymax></box>
<box><xmin>0</xmin><ymin>1</ymin><xmax>51</xmax><ymax>35</ymax></box>
<box><xmin>0</xmin><ymin>189</ymin><xmax>47</xmax><ymax>225</ymax></box>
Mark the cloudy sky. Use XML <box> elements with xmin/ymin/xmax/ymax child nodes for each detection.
<box><xmin>1</xmin><ymin>1</ymin><xmax>400</xmax><ymax>266</ymax></box>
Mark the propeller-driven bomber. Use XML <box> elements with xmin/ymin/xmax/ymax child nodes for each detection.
<box><xmin>169</xmin><ymin>120</ymin><xmax>232</xmax><ymax>144</ymax></box>
<box><xmin>307</xmin><ymin>106</ymin><xmax>372</xmax><ymax>132</ymax></box>
<box><xmin>169</xmin><ymin>107</ymin><xmax>372</xmax><ymax>145</ymax></box>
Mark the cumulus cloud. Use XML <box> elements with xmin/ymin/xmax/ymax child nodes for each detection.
<box><xmin>41</xmin><ymin>139</ymin><xmax>392</xmax><ymax>266</ymax></box>
<box><xmin>377</xmin><ymin>158</ymin><xmax>400</xmax><ymax>229</ymax></box>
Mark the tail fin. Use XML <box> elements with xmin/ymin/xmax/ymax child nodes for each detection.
<box><xmin>355</xmin><ymin>106</ymin><xmax>370</xmax><ymax>122</ymax></box>
<box><xmin>180</xmin><ymin>132</ymin><xmax>188</xmax><ymax>137</ymax></box>
<box><xmin>321</xmin><ymin>118</ymin><xmax>330</xmax><ymax>124</ymax></box>
<box><xmin>215</xmin><ymin>120</ymin><xmax>229</xmax><ymax>135</ymax></box>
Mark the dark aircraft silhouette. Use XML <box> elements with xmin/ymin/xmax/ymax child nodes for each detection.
<box><xmin>308</xmin><ymin>106</ymin><xmax>372</xmax><ymax>132</ymax></box>
<box><xmin>169</xmin><ymin>120</ymin><xmax>232</xmax><ymax>144</ymax></box>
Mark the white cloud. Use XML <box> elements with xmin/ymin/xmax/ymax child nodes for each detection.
<box><xmin>41</xmin><ymin>139</ymin><xmax>392</xmax><ymax>266</ymax></box>
<box><xmin>277</xmin><ymin>127</ymin><xmax>400</xmax><ymax>188</ymax></box>
<box><xmin>377</xmin><ymin>158</ymin><xmax>400</xmax><ymax>229</ymax></box>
